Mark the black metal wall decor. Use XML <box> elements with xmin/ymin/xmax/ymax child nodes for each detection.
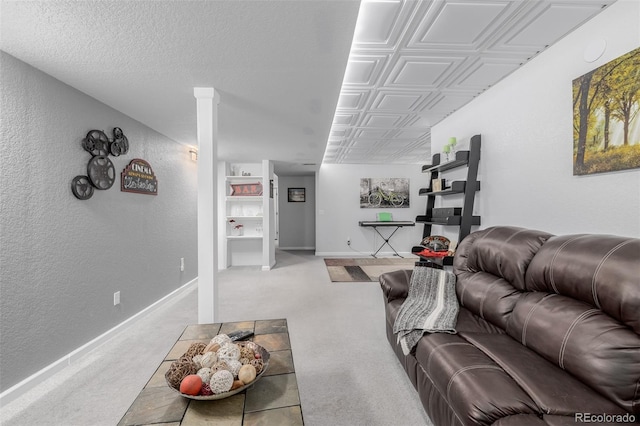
<box><xmin>72</xmin><ymin>127</ymin><xmax>129</xmax><ymax>200</ymax></box>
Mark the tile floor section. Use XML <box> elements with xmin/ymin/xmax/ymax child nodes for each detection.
<box><xmin>118</xmin><ymin>319</ymin><xmax>303</xmax><ymax>425</ymax></box>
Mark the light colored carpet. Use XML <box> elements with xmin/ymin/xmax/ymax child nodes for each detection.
<box><xmin>324</xmin><ymin>257</ymin><xmax>416</xmax><ymax>282</ymax></box>
<box><xmin>0</xmin><ymin>250</ymin><xmax>433</xmax><ymax>426</ymax></box>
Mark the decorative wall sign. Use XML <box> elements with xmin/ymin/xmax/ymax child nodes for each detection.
<box><xmin>573</xmin><ymin>46</ymin><xmax>640</xmax><ymax>175</ymax></box>
<box><xmin>230</xmin><ymin>182</ymin><xmax>263</xmax><ymax>196</ymax></box>
<box><xmin>72</xmin><ymin>127</ymin><xmax>129</xmax><ymax>200</ymax></box>
<box><xmin>360</xmin><ymin>178</ymin><xmax>409</xmax><ymax>208</ymax></box>
<box><xmin>121</xmin><ymin>159</ymin><xmax>158</xmax><ymax>195</ymax></box>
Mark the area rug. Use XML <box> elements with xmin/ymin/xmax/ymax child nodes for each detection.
<box><xmin>324</xmin><ymin>257</ymin><xmax>416</xmax><ymax>282</ymax></box>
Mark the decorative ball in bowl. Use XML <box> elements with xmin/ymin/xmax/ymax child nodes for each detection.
<box><xmin>165</xmin><ymin>334</ymin><xmax>270</xmax><ymax>400</ymax></box>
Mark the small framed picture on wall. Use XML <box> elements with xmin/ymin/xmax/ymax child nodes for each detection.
<box><xmin>288</xmin><ymin>188</ymin><xmax>305</xmax><ymax>202</ymax></box>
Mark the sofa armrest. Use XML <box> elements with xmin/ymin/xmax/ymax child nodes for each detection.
<box><xmin>379</xmin><ymin>269</ymin><xmax>412</xmax><ymax>302</ymax></box>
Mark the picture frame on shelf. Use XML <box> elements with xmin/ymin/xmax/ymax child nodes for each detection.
<box><xmin>288</xmin><ymin>188</ymin><xmax>305</xmax><ymax>202</ymax></box>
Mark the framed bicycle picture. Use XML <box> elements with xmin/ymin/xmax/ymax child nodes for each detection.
<box><xmin>360</xmin><ymin>178</ymin><xmax>409</xmax><ymax>208</ymax></box>
<box><xmin>288</xmin><ymin>187</ymin><xmax>305</xmax><ymax>202</ymax></box>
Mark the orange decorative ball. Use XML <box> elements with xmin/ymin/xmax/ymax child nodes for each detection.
<box><xmin>180</xmin><ymin>374</ymin><xmax>203</xmax><ymax>395</ymax></box>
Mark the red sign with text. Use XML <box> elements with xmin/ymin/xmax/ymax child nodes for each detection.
<box><xmin>230</xmin><ymin>182</ymin><xmax>263</xmax><ymax>196</ymax></box>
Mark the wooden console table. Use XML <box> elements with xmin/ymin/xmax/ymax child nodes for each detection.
<box><xmin>118</xmin><ymin>319</ymin><xmax>303</xmax><ymax>425</ymax></box>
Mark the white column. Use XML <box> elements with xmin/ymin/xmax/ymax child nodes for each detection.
<box><xmin>194</xmin><ymin>87</ymin><xmax>220</xmax><ymax>324</ymax></box>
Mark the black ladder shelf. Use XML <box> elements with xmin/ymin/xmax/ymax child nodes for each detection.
<box><xmin>413</xmin><ymin>134</ymin><xmax>481</xmax><ymax>266</ymax></box>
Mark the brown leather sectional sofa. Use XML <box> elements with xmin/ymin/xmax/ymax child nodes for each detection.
<box><xmin>379</xmin><ymin>226</ymin><xmax>639</xmax><ymax>425</ymax></box>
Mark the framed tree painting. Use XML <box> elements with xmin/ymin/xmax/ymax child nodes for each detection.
<box><xmin>573</xmin><ymin>46</ymin><xmax>640</xmax><ymax>175</ymax></box>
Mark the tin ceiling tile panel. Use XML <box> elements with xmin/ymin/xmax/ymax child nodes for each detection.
<box><xmin>324</xmin><ymin>0</ymin><xmax>615</xmax><ymax>167</ymax></box>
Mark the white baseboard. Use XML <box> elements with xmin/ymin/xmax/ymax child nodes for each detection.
<box><xmin>278</xmin><ymin>246</ymin><xmax>315</xmax><ymax>250</ymax></box>
<box><xmin>0</xmin><ymin>278</ymin><xmax>198</xmax><ymax>407</ymax></box>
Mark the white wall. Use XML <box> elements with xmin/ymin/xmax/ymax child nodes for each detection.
<box><xmin>316</xmin><ymin>164</ymin><xmax>427</xmax><ymax>256</ymax></box>
<box><xmin>431</xmin><ymin>0</ymin><xmax>640</xmax><ymax>238</ymax></box>
<box><xmin>278</xmin><ymin>175</ymin><xmax>316</xmax><ymax>250</ymax></box>
<box><xmin>0</xmin><ymin>52</ymin><xmax>198</xmax><ymax>392</ymax></box>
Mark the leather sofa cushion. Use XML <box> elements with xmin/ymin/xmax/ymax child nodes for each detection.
<box><xmin>456</xmin><ymin>271</ymin><xmax>521</xmax><ymax>331</ymax></box>
<box><xmin>383</xmin><ymin>299</ymin><xmax>420</xmax><ymax>387</ymax></box>
<box><xmin>454</xmin><ymin>226</ymin><xmax>553</xmax><ymax>291</ymax></box>
<box><xmin>525</xmin><ymin>234</ymin><xmax>640</xmax><ymax>335</ymax></box>
<box><xmin>415</xmin><ymin>333</ymin><xmax>539</xmax><ymax>425</ymax></box>
<box><xmin>453</xmin><ymin>227</ymin><xmax>553</xmax><ymax>331</ymax></box>
<box><xmin>379</xmin><ymin>269</ymin><xmax>412</xmax><ymax>302</ymax></box>
<box><xmin>460</xmin><ymin>332</ymin><xmax>626</xmax><ymax>416</ymax></box>
<box><xmin>493</xmin><ymin>415</ymin><xmax>581</xmax><ymax>426</ymax></box>
<box><xmin>507</xmin><ymin>292</ymin><xmax>640</xmax><ymax>414</ymax></box>
<box><xmin>492</xmin><ymin>415</ymin><xmax>547</xmax><ymax>425</ymax></box>
<box><xmin>455</xmin><ymin>307</ymin><xmax>506</xmax><ymax>335</ymax></box>
<box><xmin>542</xmin><ymin>415</ymin><xmax>592</xmax><ymax>426</ymax></box>
<box><xmin>383</xmin><ymin>274</ymin><xmax>505</xmax><ymax>340</ymax></box>
<box><xmin>385</xmin><ymin>298</ymin><xmax>403</xmax><ymax>332</ymax></box>
<box><xmin>389</xmin><ymin>300</ymin><xmax>504</xmax><ymax>339</ymax></box>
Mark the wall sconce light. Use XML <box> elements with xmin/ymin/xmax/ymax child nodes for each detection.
<box><xmin>189</xmin><ymin>148</ymin><xmax>198</xmax><ymax>161</ymax></box>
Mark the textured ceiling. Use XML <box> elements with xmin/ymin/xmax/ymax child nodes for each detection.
<box><xmin>1</xmin><ymin>1</ymin><xmax>614</xmax><ymax>175</ymax></box>
<box><xmin>323</xmin><ymin>0</ymin><xmax>615</xmax><ymax>165</ymax></box>
<box><xmin>0</xmin><ymin>0</ymin><xmax>359</xmax><ymax>175</ymax></box>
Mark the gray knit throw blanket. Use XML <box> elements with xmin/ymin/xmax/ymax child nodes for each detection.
<box><xmin>393</xmin><ymin>266</ymin><xmax>459</xmax><ymax>355</ymax></box>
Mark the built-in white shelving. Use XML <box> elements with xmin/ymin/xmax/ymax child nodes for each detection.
<box><xmin>222</xmin><ymin>161</ymin><xmax>275</xmax><ymax>269</ymax></box>
<box><xmin>226</xmin><ymin>236</ymin><xmax>263</xmax><ymax>240</ymax></box>
<box><xmin>226</xmin><ymin>216</ymin><xmax>263</xmax><ymax>220</ymax></box>
<box><xmin>225</xmin><ymin>196</ymin><xmax>262</xmax><ymax>201</ymax></box>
